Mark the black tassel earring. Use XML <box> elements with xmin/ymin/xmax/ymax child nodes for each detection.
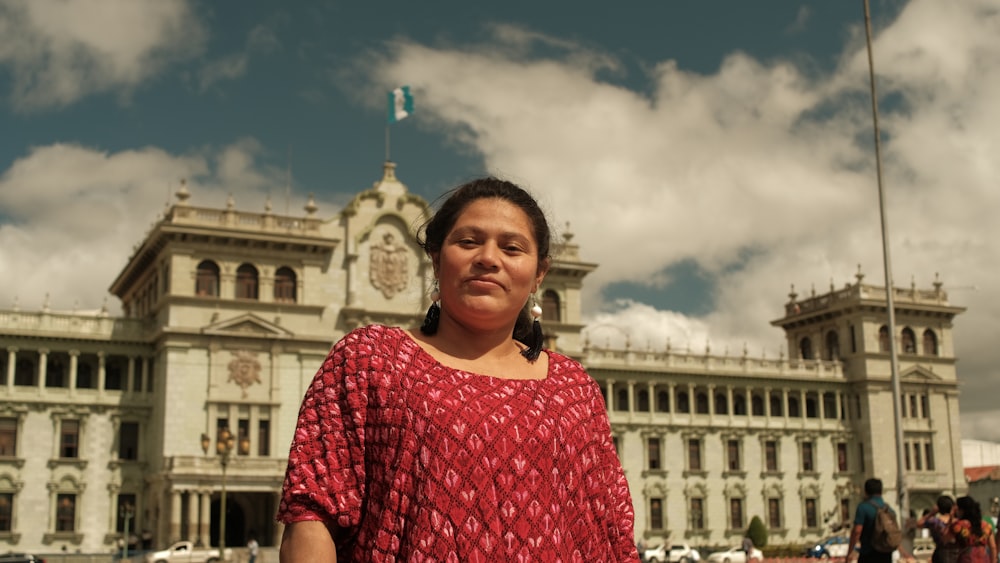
<box><xmin>420</xmin><ymin>281</ymin><xmax>441</xmax><ymax>335</ymax></box>
<box><xmin>521</xmin><ymin>295</ymin><xmax>544</xmax><ymax>361</ymax></box>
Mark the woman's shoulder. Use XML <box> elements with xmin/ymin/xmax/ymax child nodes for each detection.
<box><xmin>546</xmin><ymin>350</ymin><xmax>596</xmax><ymax>383</ymax></box>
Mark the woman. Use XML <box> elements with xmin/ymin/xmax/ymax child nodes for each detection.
<box><xmin>917</xmin><ymin>496</ymin><xmax>955</xmax><ymax>563</ymax></box>
<box><xmin>277</xmin><ymin>178</ymin><xmax>639</xmax><ymax>561</ymax></box>
<box><xmin>945</xmin><ymin>496</ymin><xmax>996</xmax><ymax>563</ymax></box>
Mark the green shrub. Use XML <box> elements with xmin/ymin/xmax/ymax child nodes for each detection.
<box><xmin>747</xmin><ymin>516</ymin><xmax>768</xmax><ymax>548</ymax></box>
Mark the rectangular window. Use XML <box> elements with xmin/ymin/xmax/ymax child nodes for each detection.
<box><xmin>841</xmin><ymin>498</ymin><xmax>851</xmax><ymax>526</ymax></box>
<box><xmin>648</xmin><ymin>437</ymin><xmax>661</xmax><ymax>470</ymax></box>
<box><xmin>765</xmin><ymin>441</ymin><xmax>778</xmax><ymax>472</ymax></box>
<box><xmin>730</xmin><ymin>498</ymin><xmax>744</xmax><ymax>529</ymax></box>
<box><xmin>900</xmin><ymin>394</ymin><xmax>908</xmax><ymax>418</ymax></box>
<box><xmin>258</xmin><ymin>419</ymin><xmax>271</xmax><ymax>457</ymax></box>
<box><xmin>904</xmin><ymin>443</ymin><xmax>911</xmax><ymax>471</ymax></box>
<box><xmin>690</xmin><ymin>498</ymin><xmax>705</xmax><ymax>530</ymax></box>
<box><xmin>688</xmin><ymin>439</ymin><xmax>702</xmax><ymax>471</ymax></box>
<box><xmin>727</xmin><ymin>439</ymin><xmax>741</xmax><ymax>471</ymax></box>
<box><xmin>921</xmin><ymin>395</ymin><xmax>930</xmax><ymax>418</ymax></box>
<box><xmin>925</xmin><ymin>443</ymin><xmax>935</xmax><ymax>471</ymax></box>
<box><xmin>238</xmin><ymin>419</ymin><xmax>250</xmax><ymax>456</ymax></box>
<box><xmin>914</xmin><ymin>442</ymin><xmax>923</xmax><ymax>471</ymax></box>
<box><xmin>768</xmin><ymin>498</ymin><xmax>782</xmax><ymax>529</ymax></box>
<box><xmin>105</xmin><ymin>358</ymin><xmax>125</xmax><ymax>390</ymax></box>
<box><xmin>801</xmin><ymin>441</ymin><xmax>814</xmax><ymax>472</ymax></box>
<box><xmin>119</xmin><ymin>422</ymin><xmax>139</xmax><ymax>460</ymax></box>
<box><xmin>805</xmin><ymin>498</ymin><xmax>818</xmax><ymax>528</ymax></box>
<box><xmin>837</xmin><ymin>442</ymin><xmax>849</xmax><ymax>472</ymax></box>
<box><xmin>0</xmin><ymin>418</ymin><xmax>16</xmax><ymax>457</ymax></box>
<box><xmin>859</xmin><ymin>442</ymin><xmax>866</xmax><ymax>473</ymax></box>
<box><xmin>0</xmin><ymin>493</ymin><xmax>12</xmax><ymax>531</ymax></box>
<box><xmin>910</xmin><ymin>395</ymin><xmax>918</xmax><ymax>420</ymax></box>
<box><xmin>650</xmin><ymin>498</ymin><xmax>664</xmax><ymax>530</ymax></box>
<box><xmin>116</xmin><ymin>493</ymin><xmax>136</xmax><ymax>533</ymax></box>
<box><xmin>60</xmin><ymin>420</ymin><xmax>80</xmax><ymax>458</ymax></box>
<box><xmin>56</xmin><ymin>493</ymin><xmax>76</xmax><ymax>532</ymax></box>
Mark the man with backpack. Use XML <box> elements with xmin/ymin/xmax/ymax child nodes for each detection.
<box><xmin>848</xmin><ymin>478</ymin><xmax>910</xmax><ymax>563</ymax></box>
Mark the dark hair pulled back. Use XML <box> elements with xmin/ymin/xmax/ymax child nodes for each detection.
<box><xmin>418</xmin><ymin>177</ymin><xmax>552</xmax><ymax>353</ymax></box>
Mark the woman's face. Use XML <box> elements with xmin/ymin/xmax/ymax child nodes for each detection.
<box><xmin>433</xmin><ymin>197</ymin><xmax>547</xmax><ymax>332</ymax></box>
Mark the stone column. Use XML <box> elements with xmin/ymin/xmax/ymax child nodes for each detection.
<box><xmin>170</xmin><ymin>489</ymin><xmax>182</xmax><ymax>543</ymax></box>
<box><xmin>187</xmin><ymin>491</ymin><xmax>199</xmax><ymax>543</ymax></box>
<box><xmin>98</xmin><ymin>352</ymin><xmax>107</xmax><ymax>397</ymax></box>
<box><xmin>5</xmin><ymin>348</ymin><xmax>14</xmax><ymax>389</ymax></box>
<box><xmin>127</xmin><ymin>357</ymin><xmax>136</xmax><ymax>393</ymax></box>
<box><xmin>38</xmin><ymin>348</ymin><xmax>48</xmax><ymax>391</ymax></box>
<box><xmin>200</xmin><ymin>490</ymin><xmax>212</xmax><ymax>547</ymax></box>
<box><xmin>69</xmin><ymin>350</ymin><xmax>79</xmax><ymax>397</ymax></box>
<box><xmin>667</xmin><ymin>383</ymin><xmax>676</xmax><ymax>423</ymax></box>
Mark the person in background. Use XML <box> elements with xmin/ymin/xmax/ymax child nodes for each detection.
<box><xmin>917</xmin><ymin>496</ymin><xmax>956</xmax><ymax>563</ymax></box>
<box><xmin>945</xmin><ymin>496</ymin><xmax>996</xmax><ymax>563</ymax></box>
<box><xmin>246</xmin><ymin>534</ymin><xmax>259</xmax><ymax>563</ymax></box>
<box><xmin>848</xmin><ymin>478</ymin><xmax>912</xmax><ymax>563</ymax></box>
<box><xmin>276</xmin><ymin>177</ymin><xmax>638</xmax><ymax>562</ymax></box>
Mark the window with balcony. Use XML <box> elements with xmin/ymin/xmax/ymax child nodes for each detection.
<box><xmin>650</xmin><ymin>498</ymin><xmax>664</xmax><ymax>530</ymax></box>
<box><xmin>804</xmin><ymin>498</ymin><xmax>818</xmax><ymax>528</ymax></box>
<box><xmin>236</xmin><ymin>263</ymin><xmax>259</xmax><ymax>300</ymax></box>
<box><xmin>801</xmin><ymin>441</ymin><xmax>815</xmax><ymax>472</ymax></box>
<box><xmin>195</xmin><ymin>260</ymin><xmax>220</xmax><ymax>297</ymax></box>
<box><xmin>688</xmin><ymin>439</ymin><xmax>702</xmax><ymax>471</ymax></box>
<box><xmin>768</xmin><ymin>498</ymin><xmax>782</xmax><ymax>529</ymax></box>
<box><xmin>727</xmin><ymin>439</ymin><xmax>742</xmax><ymax>471</ymax></box>
<box><xmin>764</xmin><ymin>440</ymin><xmax>779</xmax><ymax>472</ymax></box>
<box><xmin>730</xmin><ymin>498</ymin><xmax>745</xmax><ymax>529</ymax></box>
<box><xmin>690</xmin><ymin>498</ymin><xmax>705</xmax><ymax>530</ymax></box>
<box><xmin>0</xmin><ymin>418</ymin><xmax>16</xmax><ymax>457</ymax></box>
<box><xmin>56</xmin><ymin>494</ymin><xmax>76</xmax><ymax>532</ymax></box>
<box><xmin>274</xmin><ymin>266</ymin><xmax>297</xmax><ymax>303</ymax></box>
<box><xmin>0</xmin><ymin>493</ymin><xmax>11</xmax><ymax>532</ymax></box>
<box><xmin>60</xmin><ymin>420</ymin><xmax>80</xmax><ymax>459</ymax></box>
<box><xmin>648</xmin><ymin>437</ymin><xmax>662</xmax><ymax>470</ymax></box>
<box><xmin>837</xmin><ymin>442</ymin><xmax>849</xmax><ymax>472</ymax></box>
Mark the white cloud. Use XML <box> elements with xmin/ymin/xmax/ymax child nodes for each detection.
<box><xmin>0</xmin><ymin>141</ymin><xmax>333</xmax><ymax>312</ymax></box>
<box><xmin>353</xmin><ymin>0</ymin><xmax>1000</xmax><ymax>432</ymax></box>
<box><xmin>0</xmin><ymin>0</ymin><xmax>204</xmax><ymax>111</ymax></box>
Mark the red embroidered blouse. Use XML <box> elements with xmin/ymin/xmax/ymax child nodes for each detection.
<box><xmin>277</xmin><ymin>325</ymin><xmax>638</xmax><ymax>562</ymax></box>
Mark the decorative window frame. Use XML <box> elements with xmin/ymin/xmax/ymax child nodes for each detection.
<box><xmin>0</xmin><ymin>472</ymin><xmax>25</xmax><ymax>542</ymax></box>
<box><xmin>43</xmin><ymin>475</ymin><xmax>85</xmax><ymax>545</ymax></box>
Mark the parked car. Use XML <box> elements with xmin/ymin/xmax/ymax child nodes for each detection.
<box><xmin>645</xmin><ymin>543</ymin><xmax>701</xmax><ymax>563</ymax></box>
<box><xmin>705</xmin><ymin>546</ymin><xmax>764</xmax><ymax>563</ymax></box>
<box><xmin>0</xmin><ymin>554</ymin><xmax>45</xmax><ymax>563</ymax></box>
<box><xmin>806</xmin><ymin>536</ymin><xmax>851</xmax><ymax>558</ymax></box>
<box><xmin>142</xmin><ymin>540</ymin><xmax>232</xmax><ymax>563</ymax></box>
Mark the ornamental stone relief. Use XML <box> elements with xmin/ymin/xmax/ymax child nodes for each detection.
<box><xmin>228</xmin><ymin>350</ymin><xmax>262</xmax><ymax>398</ymax></box>
<box><xmin>370</xmin><ymin>231</ymin><xmax>409</xmax><ymax>299</ymax></box>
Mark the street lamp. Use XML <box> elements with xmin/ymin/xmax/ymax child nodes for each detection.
<box><xmin>202</xmin><ymin>429</ymin><xmax>235</xmax><ymax>561</ymax></box>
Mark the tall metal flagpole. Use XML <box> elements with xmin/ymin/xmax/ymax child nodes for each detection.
<box><xmin>862</xmin><ymin>0</ymin><xmax>908</xmax><ymax>525</ymax></box>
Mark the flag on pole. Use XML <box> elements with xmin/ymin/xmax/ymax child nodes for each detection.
<box><xmin>387</xmin><ymin>86</ymin><xmax>414</xmax><ymax>124</ymax></box>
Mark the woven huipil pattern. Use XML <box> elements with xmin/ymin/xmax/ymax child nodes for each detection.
<box><xmin>277</xmin><ymin>325</ymin><xmax>638</xmax><ymax>562</ymax></box>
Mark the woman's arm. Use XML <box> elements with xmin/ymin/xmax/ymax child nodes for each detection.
<box><xmin>280</xmin><ymin>521</ymin><xmax>337</xmax><ymax>563</ymax></box>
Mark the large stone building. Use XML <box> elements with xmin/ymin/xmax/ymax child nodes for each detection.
<box><xmin>0</xmin><ymin>163</ymin><xmax>968</xmax><ymax>554</ymax></box>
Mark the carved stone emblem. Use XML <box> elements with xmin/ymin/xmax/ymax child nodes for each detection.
<box><xmin>228</xmin><ymin>350</ymin><xmax>261</xmax><ymax>398</ymax></box>
<box><xmin>370</xmin><ymin>231</ymin><xmax>408</xmax><ymax>298</ymax></box>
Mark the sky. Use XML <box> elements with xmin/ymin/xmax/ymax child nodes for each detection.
<box><xmin>1</xmin><ymin>0</ymin><xmax>998</xmax><ymax>442</ymax></box>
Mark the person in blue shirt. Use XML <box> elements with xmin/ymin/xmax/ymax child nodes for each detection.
<box><xmin>848</xmin><ymin>478</ymin><xmax>909</xmax><ymax>563</ymax></box>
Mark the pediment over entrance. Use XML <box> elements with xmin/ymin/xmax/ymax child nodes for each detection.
<box><xmin>201</xmin><ymin>313</ymin><xmax>294</xmax><ymax>338</ymax></box>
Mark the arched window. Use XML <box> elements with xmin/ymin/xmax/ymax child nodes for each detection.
<box><xmin>677</xmin><ymin>391</ymin><xmax>690</xmax><ymax>413</ymax></box>
<box><xmin>901</xmin><ymin>327</ymin><xmax>916</xmax><ymax>354</ymax></box>
<box><xmin>805</xmin><ymin>394</ymin><xmax>818</xmax><ymax>418</ymax></box>
<box><xmin>616</xmin><ymin>389</ymin><xmax>629</xmax><ymax>411</ymax></box>
<box><xmin>734</xmin><ymin>394</ymin><xmax>747</xmax><ymax>416</ymax></box>
<box><xmin>236</xmin><ymin>264</ymin><xmax>259</xmax><ymax>300</ymax></box>
<box><xmin>715</xmin><ymin>393</ymin><xmax>728</xmax><ymax>415</ymax></box>
<box><xmin>15</xmin><ymin>357</ymin><xmax>36</xmax><ymax>386</ymax></box>
<box><xmin>770</xmin><ymin>393</ymin><xmax>783</xmax><ymax>416</ymax></box>
<box><xmin>274</xmin><ymin>266</ymin><xmax>297</xmax><ymax>303</ymax></box>
<box><xmin>751</xmin><ymin>395</ymin><xmax>765</xmax><ymax>416</ymax></box>
<box><xmin>541</xmin><ymin>290</ymin><xmax>560</xmax><ymax>322</ymax></box>
<box><xmin>788</xmin><ymin>396</ymin><xmax>801</xmax><ymax>417</ymax></box>
<box><xmin>696</xmin><ymin>392</ymin><xmax>709</xmax><ymax>414</ymax></box>
<box><xmin>825</xmin><ymin>330</ymin><xmax>840</xmax><ymax>360</ymax></box>
<box><xmin>656</xmin><ymin>390</ymin><xmax>670</xmax><ymax>413</ymax></box>
<box><xmin>878</xmin><ymin>325</ymin><xmax>890</xmax><ymax>352</ymax></box>
<box><xmin>799</xmin><ymin>337</ymin><xmax>813</xmax><ymax>360</ymax></box>
<box><xmin>195</xmin><ymin>260</ymin><xmax>220</xmax><ymax>297</ymax></box>
<box><xmin>922</xmin><ymin>329</ymin><xmax>938</xmax><ymax>356</ymax></box>
<box><xmin>637</xmin><ymin>389</ymin><xmax>650</xmax><ymax>412</ymax></box>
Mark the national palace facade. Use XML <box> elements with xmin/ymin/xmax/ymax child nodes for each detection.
<box><xmin>0</xmin><ymin>163</ymin><xmax>967</xmax><ymax>553</ymax></box>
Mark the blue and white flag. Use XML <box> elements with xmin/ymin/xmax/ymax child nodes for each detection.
<box><xmin>387</xmin><ymin>86</ymin><xmax>414</xmax><ymax>124</ymax></box>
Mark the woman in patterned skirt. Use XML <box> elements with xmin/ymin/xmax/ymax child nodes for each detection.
<box><xmin>277</xmin><ymin>177</ymin><xmax>639</xmax><ymax>562</ymax></box>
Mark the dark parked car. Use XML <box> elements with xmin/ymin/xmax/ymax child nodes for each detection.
<box><xmin>805</xmin><ymin>536</ymin><xmax>850</xmax><ymax>559</ymax></box>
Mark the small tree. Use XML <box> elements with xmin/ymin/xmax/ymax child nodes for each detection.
<box><xmin>747</xmin><ymin>515</ymin><xmax>768</xmax><ymax>548</ymax></box>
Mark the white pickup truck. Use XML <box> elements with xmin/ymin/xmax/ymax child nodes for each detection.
<box><xmin>142</xmin><ymin>540</ymin><xmax>232</xmax><ymax>563</ymax></box>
